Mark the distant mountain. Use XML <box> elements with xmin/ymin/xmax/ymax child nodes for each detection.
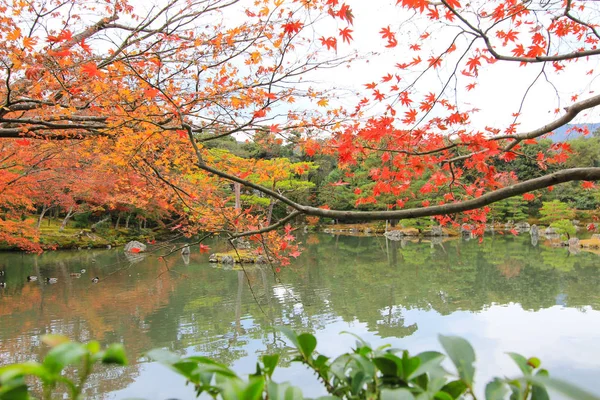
<box><xmin>548</xmin><ymin>123</ymin><xmax>600</xmax><ymax>142</ymax></box>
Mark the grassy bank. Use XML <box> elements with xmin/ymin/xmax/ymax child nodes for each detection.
<box><xmin>0</xmin><ymin>219</ymin><xmax>158</xmax><ymax>251</ymax></box>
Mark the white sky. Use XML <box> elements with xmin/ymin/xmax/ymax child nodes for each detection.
<box><xmin>308</xmin><ymin>0</ymin><xmax>600</xmax><ymax>133</ymax></box>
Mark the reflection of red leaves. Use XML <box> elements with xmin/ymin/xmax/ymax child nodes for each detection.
<box><xmin>199</xmin><ymin>244</ymin><xmax>210</xmax><ymax>253</ymax></box>
<box><xmin>147</xmin><ymin>239</ymin><xmax>156</xmax><ymax>245</ymax></box>
<box><xmin>587</xmin><ymin>223</ymin><xmax>596</xmax><ymax>232</ymax></box>
<box><xmin>275</xmin><ymin>267</ymin><xmax>281</xmax><ymax>273</ymax></box>
<box><xmin>510</xmin><ymin>229</ymin><xmax>518</xmax><ymax>236</ymax></box>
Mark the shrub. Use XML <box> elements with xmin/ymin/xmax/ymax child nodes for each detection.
<box><xmin>1</xmin><ymin>330</ymin><xmax>597</xmax><ymax>400</ymax></box>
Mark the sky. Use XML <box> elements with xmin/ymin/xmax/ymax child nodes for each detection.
<box><xmin>308</xmin><ymin>0</ymin><xmax>600</xmax><ymax>133</ymax></box>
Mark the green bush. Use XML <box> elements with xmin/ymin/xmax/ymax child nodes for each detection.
<box><xmin>1</xmin><ymin>330</ymin><xmax>597</xmax><ymax>400</ymax></box>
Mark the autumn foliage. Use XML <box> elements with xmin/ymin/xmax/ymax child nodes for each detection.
<box><xmin>1</xmin><ymin>0</ymin><xmax>600</xmax><ymax>254</ymax></box>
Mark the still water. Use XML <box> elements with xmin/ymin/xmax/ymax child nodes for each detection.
<box><xmin>0</xmin><ymin>234</ymin><xmax>599</xmax><ymax>398</ymax></box>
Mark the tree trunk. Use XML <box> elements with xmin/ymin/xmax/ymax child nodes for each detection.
<box><xmin>115</xmin><ymin>213</ymin><xmax>121</xmax><ymax>229</ymax></box>
<box><xmin>125</xmin><ymin>214</ymin><xmax>131</xmax><ymax>228</ymax></box>
<box><xmin>266</xmin><ymin>200</ymin><xmax>275</xmax><ymax>226</ymax></box>
<box><xmin>37</xmin><ymin>205</ymin><xmax>51</xmax><ymax>229</ymax></box>
<box><xmin>59</xmin><ymin>206</ymin><xmax>75</xmax><ymax>231</ymax></box>
<box><xmin>90</xmin><ymin>216</ymin><xmax>110</xmax><ymax>232</ymax></box>
<box><xmin>234</xmin><ymin>182</ymin><xmax>241</xmax><ymax>210</ymax></box>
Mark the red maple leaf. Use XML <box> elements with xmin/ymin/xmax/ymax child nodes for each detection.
<box><xmin>81</xmin><ymin>63</ymin><xmax>103</xmax><ymax>78</ymax></box>
<box><xmin>199</xmin><ymin>244</ymin><xmax>210</xmax><ymax>253</ymax></box>
<box><xmin>523</xmin><ymin>193</ymin><xmax>535</xmax><ymax>201</ymax></box>
<box><xmin>339</xmin><ymin>27</ymin><xmax>353</xmax><ymax>44</ymax></box>
<box><xmin>282</xmin><ymin>21</ymin><xmax>303</xmax><ymax>35</ymax></box>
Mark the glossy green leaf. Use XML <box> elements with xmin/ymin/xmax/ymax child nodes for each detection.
<box><xmin>43</xmin><ymin>342</ymin><xmax>87</xmax><ymax>374</ymax></box>
<box><xmin>409</xmin><ymin>352</ymin><xmax>445</xmax><ymax>379</ymax></box>
<box><xmin>278</xmin><ymin>327</ymin><xmax>300</xmax><ymax>349</ymax></box>
<box><xmin>485</xmin><ymin>378</ymin><xmax>509</xmax><ymax>400</ymax></box>
<box><xmin>297</xmin><ymin>333</ymin><xmax>317</xmax><ymax>359</ymax></box>
<box><xmin>438</xmin><ymin>335</ymin><xmax>475</xmax><ymax>386</ymax></box>
<box><xmin>262</xmin><ymin>354</ymin><xmax>279</xmax><ymax>378</ymax></box>
<box><xmin>521</xmin><ymin>376</ymin><xmax>600</xmax><ymax>400</ymax></box>
<box><xmin>381</xmin><ymin>388</ymin><xmax>415</xmax><ymax>400</ymax></box>
<box><xmin>440</xmin><ymin>380</ymin><xmax>467</xmax><ymax>399</ymax></box>
<box><xmin>86</xmin><ymin>341</ymin><xmax>101</xmax><ymax>355</ymax></box>
<box><xmin>0</xmin><ymin>380</ymin><xmax>29</xmax><ymax>400</ymax></box>
<box><xmin>401</xmin><ymin>351</ymin><xmax>420</xmax><ymax>380</ymax></box>
<box><xmin>374</xmin><ymin>357</ymin><xmax>399</xmax><ymax>377</ymax></box>
<box><xmin>507</xmin><ymin>352</ymin><xmax>532</xmax><ymax>376</ymax></box>
<box><xmin>0</xmin><ymin>363</ymin><xmax>48</xmax><ymax>383</ymax></box>
<box><xmin>102</xmin><ymin>343</ymin><xmax>127</xmax><ymax>365</ymax></box>
<box><xmin>267</xmin><ymin>381</ymin><xmax>303</xmax><ymax>400</ymax></box>
<box><xmin>531</xmin><ymin>384</ymin><xmax>550</xmax><ymax>400</ymax></box>
<box><xmin>340</xmin><ymin>331</ymin><xmax>371</xmax><ymax>349</ymax></box>
<box><xmin>433</xmin><ymin>391</ymin><xmax>454</xmax><ymax>400</ymax></box>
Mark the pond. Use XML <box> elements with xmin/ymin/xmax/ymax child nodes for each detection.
<box><xmin>0</xmin><ymin>233</ymin><xmax>599</xmax><ymax>399</ymax></box>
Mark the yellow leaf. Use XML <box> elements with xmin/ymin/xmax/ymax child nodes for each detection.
<box><xmin>317</xmin><ymin>98</ymin><xmax>329</xmax><ymax>107</ymax></box>
<box><xmin>23</xmin><ymin>36</ymin><xmax>37</xmax><ymax>50</ymax></box>
<box><xmin>7</xmin><ymin>27</ymin><xmax>21</xmax><ymax>41</ymax></box>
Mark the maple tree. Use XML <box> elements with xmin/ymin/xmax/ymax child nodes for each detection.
<box><xmin>2</xmin><ymin>0</ymin><xmax>600</xmax><ymax>253</ymax></box>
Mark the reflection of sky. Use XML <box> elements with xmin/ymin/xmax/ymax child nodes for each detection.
<box><xmin>111</xmin><ymin>304</ymin><xmax>600</xmax><ymax>399</ymax></box>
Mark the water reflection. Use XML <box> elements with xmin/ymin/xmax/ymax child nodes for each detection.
<box><xmin>0</xmin><ymin>234</ymin><xmax>599</xmax><ymax>398</ymax></box>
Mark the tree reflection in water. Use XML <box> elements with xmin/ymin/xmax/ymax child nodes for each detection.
<box><xmin>0</xmin><ymin>234</ymin><xmax>598</xmax><ymax>397</ymax></box>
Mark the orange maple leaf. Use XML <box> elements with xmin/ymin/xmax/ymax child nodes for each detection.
<box><xmin>81</xmin><ymin>63</ymin><xmax>103</xmax><ymax>77</ymax></box>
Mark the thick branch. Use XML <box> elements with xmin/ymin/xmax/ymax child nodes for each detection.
<box><xmin>197</xmin><ymin>161</ymin><xmax>600</xmax><ymax>221</ymax></box>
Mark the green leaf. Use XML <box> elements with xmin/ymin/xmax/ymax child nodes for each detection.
<box><xmin>262</xmin><ymin>354</ymin><xmax>279</xmax><ymax>378</ymax></box>
<box><xmin>409</xmin><ymin>352</ymin><xmax>445</xmax><ymax>379</ymax></box>
<box><xmin>521</xmin><ymin>376</ymin><xmax>600</xmax><ymax>400</ymax></box>
<box><xmin>297</xmin><ymin>333</ymin><xmax>317</xmax><ymax>359</ymax></box>
<box><xmin>43</xmin><ymin>342</ymin><xmax>87</xmax><ymax>374</ymax></box>
<box><xmin>340</xmin><ymin>331</ymin><xmax>370</xmax><ymax>349</ymax></box>
<box><xmin>374</xmin><ymin>357</ymin><xmax>399</xmax><ymax>377</ymax></box>
<box><xmin>440</xmin><ymin>380</ymin><xmax>467</xmax><ymax>399</ymax></box>
<box><xmin>0</xmin><ymin>380</ymin><xmax>29</xmax><ymax>400</ymax></box>
<box><xmin>85</xmin><ymin>341</ymin><xmax>101</xmax><ymax>355</ymax></box>
<box><xmin>267</xmin><ymin>381</ymin><xmax>304</xmax><ymax>400</ymax></box>
<box><xmin>0</xmin><ymin>363</ymin><xmax>49</xmax><ymax>383</ymax></box>
<box><xmin>485</xmin><ymin>378</ymin><xmax>509</xmax><ymax>400</ymax></box>
<box><xmin>146</xmin><ymin>348</ymin><xmax>181</xmax><ymax>364</ymax></box>
<box><xmin>102</xmin><ymin>343</ymin><xmax>127</xmax><ymax>365</ymax></box>
<box><xmin>531</xmin><ymin>384</ymin><xmax>550</xmax><ymax>400</ymax></box>
<box><xmin>438</xmin><ymin>335</ymin><xmax>475</xmax><ymax>386</ymax></box>
<box><xmin>433</xmin><ymin>392</ymin><xmax>454</xmax><ymax>400</ymax></box>
<box><xmin>278</xmin><ymin>327</ymin><xmax>300</xmax><ymax>349</ymax></box>
<box><xmin>507</xmin><ymin>352</ymin><xmax>532</xmax><ymax>376</ymax></box>
<box><xmin>527</xmin><ymin>357</ymin><xmax>541</xmax><ymax>369</ymax></box>
<box><xmin>401</xmin><ymin>351</ymin><xmax>420</xmax><ymax>380</ymax></box>
<box><xmin>381</xmin><ymin>388</ymin><xmax>415</xmax><ymax>400</ymax></box>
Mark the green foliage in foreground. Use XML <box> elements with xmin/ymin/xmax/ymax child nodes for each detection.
<box><xmin>1</xmin><ymin>330</ymin><xmax>598</xmax><ymax>400</ymax></box>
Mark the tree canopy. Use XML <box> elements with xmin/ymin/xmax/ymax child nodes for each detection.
<box><xmin>2</xmin><ymin>0</ymin><xmax>600</xmax><ymax>253</ymax></box>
